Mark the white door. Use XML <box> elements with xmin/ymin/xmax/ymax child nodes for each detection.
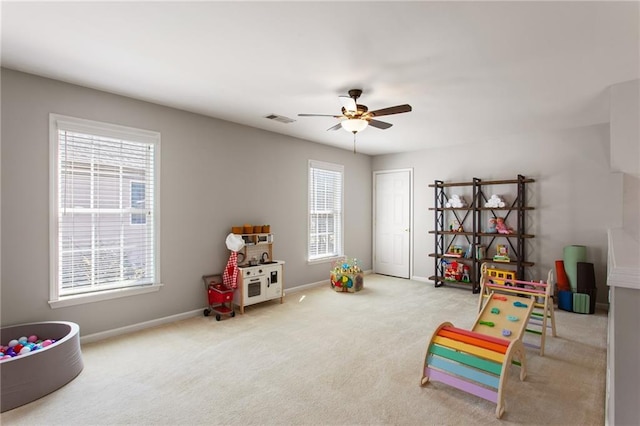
<box><xmin>374</xmin><ymin>169</ymin><xmax>412</xmax><ymax>278</ymax></box>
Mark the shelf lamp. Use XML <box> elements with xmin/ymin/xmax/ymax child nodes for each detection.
<box><xmin>341</xmin><ymin>118</ymin><xmax>368</xmax><ymax>133</ymax></box>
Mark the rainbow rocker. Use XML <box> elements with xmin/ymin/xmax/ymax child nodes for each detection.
<box><xmin>420</xmin><ymin>291</ymin><xmax>534</xmax><ymax>419</ymax></box>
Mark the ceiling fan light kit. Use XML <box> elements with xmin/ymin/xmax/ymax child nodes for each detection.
<box><xmin>298</xmin><ymin>89</ymin><xmax>412</xmax><ymax>152</ymax></box>
<box><xmin>341</xmin><ymin>118</ymin><xmax>368</xmax><ymax>133</ymax></box>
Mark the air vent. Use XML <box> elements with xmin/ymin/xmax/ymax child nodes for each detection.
<box><xmin>264</xmin><ymin>114</ymin><xmax>296</xmax><ymax>124</ymax></box>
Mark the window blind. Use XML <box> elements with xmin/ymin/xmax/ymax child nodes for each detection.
<box><xmin>53</xmin><ymin>118</ymin><xmax>158</xmax><ymax>297</ymax></box>
<box><xmin>308</xmin><ymin>160</ymin><xmax>343</xmax><ymax>260</ymax></box>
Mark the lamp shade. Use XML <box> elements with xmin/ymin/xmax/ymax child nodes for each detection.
<box><xmin>341</xmin><ymin>118</ymin><xmax>368</xmax><ymax>133</ymax></box>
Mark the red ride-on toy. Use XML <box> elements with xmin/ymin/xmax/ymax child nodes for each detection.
<box><xmin>202</xmin><ymin>274</ymin><xmax>235</xmax><ymax>321</ymax></box>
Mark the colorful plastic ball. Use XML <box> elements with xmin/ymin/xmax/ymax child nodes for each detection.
<box><xmin>13</xmin><ymin>344</ymin><xmax>24</xmax><ymax>353</ymax></box>
<box><xmin>28</xmin><ymin>335</ymin><xmax>38</xmax><ymax>343</ymax></box>
<box><xmin>41</xmin><ymin>339</ymin><xmax>53</xmax><ymax>347</ymax></box>
<box><xmin>8</xmin><ymin>339</ymin><xmax>18</xmax><ymax>347</ymax></box>
<box><xmin>1</xmin><ymin>355</ymin><xmax>12</xmax><ymax>360</ymax></box>
<box><xmin>6</xmin><ymin>348</ymin><xmax>16</xmax><ymax>356</ymax></box>
<box><xmin>19</xmin><ymin>346</ymin><xmax>31</xmax><ymax>354</ymax></box>
<box><xmin>18</xmin><ymin>336</ymin><xmax>28</xmax><ymax>344</ymax></box>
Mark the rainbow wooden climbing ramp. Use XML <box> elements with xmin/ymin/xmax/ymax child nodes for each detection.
<box><xmin>420</xmin><ymin>292</ymin><xmax>535</xmax><ymax>419</ymax></box>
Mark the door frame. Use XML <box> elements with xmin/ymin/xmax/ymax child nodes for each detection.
<box><xmin>372</xmin><ymin>168</ymin><xmax>414</xmax><ymax>278</ymax></box>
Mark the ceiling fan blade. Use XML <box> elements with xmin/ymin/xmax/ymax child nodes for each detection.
<box><xmin>339</xmin><ymin>95</ymin><xmax>357</xmax><ymax>113</ymax></box>
<box><xmin>327</xmin><ymin>123</ymin><xmax>342</xmax><ymax>131</ymax></box>
<box><xmin>368</xmin><ymin>104</ymin><xmax>412</xmax><ymax>117</ymax></box>
<box><xmin>368</xmin><ymin>119</ymin><xmax>393</xmax><ymax>130</ymax></box>
<box><xmin>298</xmin><ymin>113</ymin><xmax>342</xmax><ymax>117</ymax></box>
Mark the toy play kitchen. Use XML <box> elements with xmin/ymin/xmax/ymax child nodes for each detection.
<box><xmin>230</xmin><ymin>224</ymin><xmax>285</xmax><ymax>314</ymax></box>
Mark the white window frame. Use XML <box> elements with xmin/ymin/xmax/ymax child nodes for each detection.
<box><xmin>49</xmin><ymin>114</ymin><xmax>162</xmax><ymax>308</ymax></box>
<box><xmin>308</xmin><ymin>159</ymin><xmax>344</xmax><ymax>263</ymax></box>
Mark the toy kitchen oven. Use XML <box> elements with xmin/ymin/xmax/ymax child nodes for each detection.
<box><xmin>234</xmin><ymin>261</ymin><xmax>284</xmax><ymax>314</ymax></box>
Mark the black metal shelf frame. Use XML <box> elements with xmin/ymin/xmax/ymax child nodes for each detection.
<box><xmin>430</xmin><ymin>175</ymin><xmax>534</xmax><ymax>293</ymax></box>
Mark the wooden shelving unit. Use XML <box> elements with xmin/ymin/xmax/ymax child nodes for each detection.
<box><xmin>429</xmin><ymin>175</ymin><xmax>535</xmax><ymax>293</ymax></box>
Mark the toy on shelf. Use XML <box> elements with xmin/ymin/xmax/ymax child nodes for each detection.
<box><xmin>478</xmin><ymin>263</ymin><xmax>557</xmax><ymax>356</ymax></box>
<box><xmin>444</xmin><ymin>245</ymin><xmax>464</xmax><ymax>258</ymax></box>
<box><xmin>462</xmin><ymin>265</ymin><xmax>471</xmax><ymax>282</ymax></box>
<box><xmin>486</xmin><ymin>218</ymin><xmax>497</xmax><ymax>233</ymax></box>
<box><xmin>443</xmin><ymin>260</ymin><xmax>464</xmax><ymax>282</ymax></box>
<box><xmin>484</xmin><ymin>194</ymin><xmax>506</xmax><ymax>208</ymax></box>
<box><xmin>495</xmin><ymin>217</ymin><xmax>513</xmax><ymax>234</ymax></box>
<box><xmin>445</xmin><ymin>194</ymin><xmax>467</xmax><ymax>208</ymax></box>
<box><xmin>485</xmin><ymin>266</ymin><xmax>516</xmax><ymax>286</ymax></box>
<box><xmin>493</xmin><ymin>244</ymin><xmax>510</xmax><ymax>262</ymax></box>
<box><xmin>449</xmin><ymin>220</ymin><xmax>464</xmax><ymax>232</ymax></box>
<box><xmin>420</xmin><ymin>291</ymin><xmax>535</xmax><ymax>418</ymax></box>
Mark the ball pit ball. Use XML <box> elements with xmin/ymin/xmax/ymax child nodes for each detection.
<box><xmin>0</xmin><ymin>334</ymin><xmax>58</xmax><ymax>361</ymax></box>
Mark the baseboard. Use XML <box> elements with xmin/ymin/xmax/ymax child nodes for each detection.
<box><xmin>80</xmin><ymin>309</ymin><xmax>202</xmax><ymax>344</ymax></box>
<box><xmin>284</xmin><ymin>269</ymin><xmax>373</xmax><ymax>295</ymax></box>
<box><xmin>284</xmin><ymin>280</ymin><xmax>326</xmax><ymax>294</ymax></box>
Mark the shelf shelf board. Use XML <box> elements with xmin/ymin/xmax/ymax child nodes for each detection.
<box><xmin>429</xmin><ymin>181</ymin><xmax>475</xmax><ymax>188</ymax></box>
<box><xmin>478</xmin><ymin>259</ymin><xmax>535</xmax><ymax>267</ymax></box>
<box><xmin>429</xmin><ymin>230</ymin><xmax>475</xmax><ymax>236</ymax></box>
<box><xmin>477</xmin><ymin>233</ymin><xmax>535</xmax><ymax>238</ymax></box>
<box><xmin>477</xmin><ymin>206</ymin><xmax>535</xmax><ymax>211</ymax></box>
<box><xmin>429</xmin><ymin>275</ymin><xmax>478</xmax><ymax>285</ymax></box>
<box><xmin>429</xmin><ymin>178</ymin><xmax>535</xmax><ymax>188</ymax></box>
<box><xmin>476</xmin><ymin>178</ymin><xmax>535</xmax><ymax>185</ymax></box>
<box><xmin>428</xmin><ymin>253</ymin><xmax>474</xmax><ymax>260</ymax></box>
<box><xmin>429</xmin><ymin>207</ymin><xmax>474</xmax><ymax>211</ymax></box>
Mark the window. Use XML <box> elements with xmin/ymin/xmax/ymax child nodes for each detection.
<box><xmin>49</xmin><ymin>114</ymin><xmax>161</xmax><ymax>307</ymax></box>
<box><xmin>130</xmin><ymin>181</ymin><xmax>146</xmax><ymax>225</ymax></box>
<box><xmin>308</xmin><ymin>160</ymin><xmax>343</xmax><ymax>262</ymax></box>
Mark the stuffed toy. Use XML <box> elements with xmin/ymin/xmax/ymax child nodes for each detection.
<box><xmin>486</xmin><ymin>218</ymin><xmax>497</xmax><ymax>233</ymax></box>
<box><xmin>495</xmin><ymin>217</ymin><xmax>513</xmax><ymax>234</ymax></box>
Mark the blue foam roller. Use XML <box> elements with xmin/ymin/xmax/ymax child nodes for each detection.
<box><xmin>558</xmin><ymin>290</ymin><xmax>573</xmax><ymax>312</ymax></box>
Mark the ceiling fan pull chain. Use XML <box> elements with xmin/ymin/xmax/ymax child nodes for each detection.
<box><xmin>353</xmin><ymin>133</ymin><xmax>357</xmax><ymax>154</ymax></box>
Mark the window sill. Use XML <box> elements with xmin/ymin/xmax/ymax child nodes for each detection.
<box><xmin>308</xmin><ymin>256</ymin><xmax>343</xmax><ymax>265</ymax></box>
<box><xmin>49</xmin><ymin>283</ymin><xmax>163</xmax><ymax>309</ymax></box>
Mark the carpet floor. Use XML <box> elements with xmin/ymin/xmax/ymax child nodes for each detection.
<box><xmin>1</xmin><ymin>274</ymin><xmax>607</xmax><ymax>425</ymax></box>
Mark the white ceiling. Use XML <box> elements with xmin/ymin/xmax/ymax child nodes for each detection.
<box><xmin>2</xmin><ymin>1</ymin><xmax>638</xmax><ymax>155</ymax></box>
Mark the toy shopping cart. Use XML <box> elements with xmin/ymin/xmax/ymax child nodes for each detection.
<box><xmin>202</xmin><ymin>274</ymin><xmax>235</xmax><ymax>321</ymax></box>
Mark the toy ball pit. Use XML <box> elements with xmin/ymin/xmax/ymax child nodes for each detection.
<box><xmin>1</xmin><ymin>321</ymin><xmax>83</xmax><ymax>412</ymax></box>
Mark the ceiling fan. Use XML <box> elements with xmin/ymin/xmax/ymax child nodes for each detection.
<box><xmin>298</xmin><ymin>89</ymin><xmax>412</xmax><ymax>134</ymax></box>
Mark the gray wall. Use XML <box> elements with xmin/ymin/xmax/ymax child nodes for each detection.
<box><xmin>372</xmin><ymin>124</ymin><xmax>618</xmax><ymax>304</ymax></box>
<box><xmin>1</xmin><ymin>69</ymin><xmax>372</xmax><ymax>335</ymax></box>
